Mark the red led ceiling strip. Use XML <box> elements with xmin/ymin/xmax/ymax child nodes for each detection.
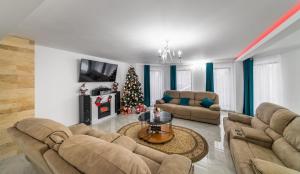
<box><xmin>235</xmin><ymin>2</ymin><xmax>300</xmax><ymax>60</ymax></box>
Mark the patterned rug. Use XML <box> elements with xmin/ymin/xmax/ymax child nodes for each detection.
<box><xmin>117</xmin><ymin>122</ymin><xmax>208</xmax><ymax>162</ymax></box>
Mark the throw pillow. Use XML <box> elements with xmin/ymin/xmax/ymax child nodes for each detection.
<box><xmin>200</xmin><ymin>98</ymin><xmax>214</xmax><ymax>108</ymax></box>
<box><xmin>179</xmin><ymin>98</ymin><xmax>190</xmax><ymax>106</ymax></box>
<box><xmin>162</xmin><ymin>95</ymin><xmax>173</xmax><ymax>103</ymax></box>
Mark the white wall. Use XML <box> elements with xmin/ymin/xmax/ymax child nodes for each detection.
<box><xmin>35</xmin><ymin>45</ymin><xmax>130</xmax><ymax>125</ymax></box>
<box><xmin>281</xmin><ymin>49</ymin><xmax>300</xmax><ymax>114</ymax></box>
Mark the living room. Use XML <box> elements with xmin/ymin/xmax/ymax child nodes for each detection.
<box><xmin>1</xmin><ymin>1</ymin><xmax>300</xmax><ymax>174</ymax></box>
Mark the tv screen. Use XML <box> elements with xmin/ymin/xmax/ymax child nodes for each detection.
<box><xmin>79</xmin><ymin>59</ymin><xmax>118</xmax><ymax>82</ymax></box>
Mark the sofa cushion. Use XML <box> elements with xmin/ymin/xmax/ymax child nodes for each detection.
<box><xmin>173</xmin><ymin>105</ymin><xmax>191</xmax><ymax>116</ymax></box>
<box><xmin>272</xmin><ymin>137</ymin><xmax>300</xmax><ymax>171</ymax></box>
<box><xmin>194</xmin><ymin>92</ymin><xmax>219</xmax><ymax>104</ymax></box>
<box><xmin>112</xmin><ymin>135</ymin><xmax>137</xmax><ymax>152</ymax></box>
<box><xmin>44</xmin><ymin>149</ymin><xmax>81</xmax><ymax>174</ymax></box>
<box><xmin>162</xmin><ymin>95</ymin><xmax>173</xmax><ymax>103</ymax></box>
<box><xmin>169</xmin><ymin>98</ymin><xmax>180</xmax><ymax>104</ymax></box>
<box><xmin>228</xmin><ymin>112</ymin><xmax>252</xmax><ymax>125</ymax></box>
<box><xmin>16</xmin><ymin>118</ymin><xmax>72</xmax><ymax>150</ymax></box>
<box><xmin>86</xmin><ymin>128</ymin><xmax>107</xmax><ymax>138</ymax></box>
<box><xmin>69</xmin><ymin>123</ymin><xmax>92</xmax><ymax>135</ymax></box>
<box><xmin>179</xmin><ymin>98</ymin><xmax>190</xmax><ymax>106</ymax></box>
<box><xmin>265</xmin><ymin>128</ymin><xmax>282</xmax><ymax>141</ymax></box>
<box><xmin>239</xmin><ymin>127</ymin><xmax>273</xmax><ymax>148</ymax></box>
<box><xmin>230</xmin><ymin>138</ymin><xmax>284</xmax><ymax>173</ymax></box>
<box><xmin>248</xmin><ymin>142</ymin><xmax>283</xmax><ymax>165</ymax></box>
<box><xmin>59</xmin><ymin>135</ymin><xmax>151</xmax><ymax>174</ymax></box>
<box><xmin>157</xmin><ymin>154</ymin><xmax>192</xmax><ymax>174</ymax></box>
<box><xmin>188</xmin><ymin>100</ymin><xmax>196</xmax><ymax>106</ymax></box>
<box><xmin>255</xmin><ymin>103</ymin><xmax>284</xmax><ymax>125</ymax></box>
<box><xmin>251</xmin><ymin>158</ymin><xmax>299</xmax><ymax>174</ymax></box>
<box><xmin>155</xmin><ymin>103</ymin><xmax>177</xmax><ymax>113</ymax></box>
<box><xmin>230</xmin><ymin>139</ymin><xmax>255</xmax><ymax>173</ymax></box>
<box><xmin>270</xmin><ymin>109</ymin><xmax>297</xmax><ymax>135</ymax></box>
<box><xmin>179</xmin><ymin>91</ymin><xmax>195</xmax><ymax>99</ymax></box>
<box><xmin>283</xmin><ymin>117</ymin><xmax>300</xmax><ymax>151</ymax></box>
<box><xmin>134</xmin><ymin>144</ymin><xmax>167</xmax><ymax>164</ymax></box>
<box><xmin>137</xmin><ymin>155</ymin><xmax>160</xmax><ymax>174</ymax></box>
<box><xmin>209</xmin><ymin>104</ymin><xmax>221</xmax><ymax>111</ymax></box>
<box><xmin>200</xmin><ymin>98</ymin><xmax>214</xmax><ymax>108</ymax></box>
<box><xmin>164</xmin><ymin>90</ymin><xmax>180</xmax><ymax>99</ymax></box>
<box><xmin>251</xmin><ymin>117</ymin><xmax>269</xmax><ymax>131</ymax></box>
<box><xmin>223</xmin><ymin>117</ymin><xmax>251</xmax><ymax>135</ymax></box>
<box><xmin>190</xmin><ymin>107</ymin><xmax>219</xmax><ymax>120</ymax></box>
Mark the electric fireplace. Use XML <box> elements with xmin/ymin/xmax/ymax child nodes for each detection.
<box><xmin>98</xmin><ymin>102</ymin><xmax>111</xmax><ymax>119</ymax></box>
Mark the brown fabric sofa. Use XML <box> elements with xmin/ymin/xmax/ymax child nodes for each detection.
<box><xmin>7</xmin><ymin>118</ymin><xmax>193</xmax><ymax>174</ymax></box>
<box><xmin>155</xmin><ymin>90</ymin><xmax>220</xmax><ymax>125</ymax></box>
<box><xmin>223</xmin><ymin>102</ymin><xmax>300</xmax><ymax>174</ymax></box>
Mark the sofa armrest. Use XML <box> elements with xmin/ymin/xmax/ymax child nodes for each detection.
<box><xmin>157</xmin><ymin>154</ymin><xmax>192</xmax><ymax>174</ymax></box>
<box><xmin>156</xmin><ymin>99</ymin><xmax>165</xmax><ymax>104</ymax></box>
<box><xmin>251</xmin><ymin>158</ymin><xmax>300</xmax><ymax>174</ymax></box>
<box><xmin>228</xmin><ymin>112</ymin><xmax>252</xmax><ymax>125</ymax></box>
<box><xmin>230</xmin><ymin>127</ymin><xmax>273</xmax><ymax>148</ymax></box>
<box><xmin>68</xmin><ymin>123</ymin><xmax>92</xmax><ymax>135</ymax></box>
<box><xmin>209</xmin><ymin>104</ymin><xmax>220</xmax><ymax>111</ymax></box>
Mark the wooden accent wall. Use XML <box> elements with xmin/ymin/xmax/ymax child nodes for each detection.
<box><xmin>0</xmin><ymin>36</ymin><xmax>35</xmax><ymax>160</ymax></box>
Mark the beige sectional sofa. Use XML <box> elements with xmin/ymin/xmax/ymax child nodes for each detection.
<box><xmin>8</xmin><ymin>118</ymin><xmax>193</xmax><ymax>174</ymax></box>
<box><xmin>223</xmin><ymin>102</ymin><xmax>300</xmax><ymax>174</ymax></box>
<box><xmin>155</xmin><ymin>90</ymin><xmax>220</xmax><ymax>125</ymax></box>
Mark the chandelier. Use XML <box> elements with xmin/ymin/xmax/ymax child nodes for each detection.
<box><xmin>158</xmin><ymin>41</ymin><xmax>182</xmax><ymax>63</ymax></box>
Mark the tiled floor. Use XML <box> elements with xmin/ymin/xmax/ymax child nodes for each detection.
<box><xmin>0</xmin><ymin>112</ymin><xmax>236</xmax><ymax>174</ymax></box>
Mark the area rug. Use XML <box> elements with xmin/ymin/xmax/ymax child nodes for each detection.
<box><xmin>117</xmin><ymin>122</ymin><xmax>208</xmax><ymax>162</ymax></box>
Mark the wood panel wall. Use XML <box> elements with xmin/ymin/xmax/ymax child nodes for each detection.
<box><xmin>0</xmin><ymin>36</ymin><xmax>35</xmax><ymax>160</ymax></box>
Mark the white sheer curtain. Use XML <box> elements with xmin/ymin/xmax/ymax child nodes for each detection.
<box><xmin>150</xmin><ymin>69</ymin><xmax>164</xmax><ymax>106</ymax></box>
<box><xmin>214</xmin><ymin>64</ymin><xmax>235</xmax><ymax>111</ymax></box>
<box><xmin>177</xmin><ymin>70</ymin><xmax>192</xmax><ymax>91</ymax></box>
<box><xmin>254</xmin><ymin>56</ymin><xmax>282</xmax><ymax>110</ymax></box>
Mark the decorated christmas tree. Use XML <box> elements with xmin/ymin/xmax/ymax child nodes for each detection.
<box><xmin>121</xmin><ymin>66</ymin><xmax>145</xmax><ymax>114</ymax></box>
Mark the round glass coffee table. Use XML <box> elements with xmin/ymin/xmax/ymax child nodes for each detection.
<box><xmin>138</xmin><ymin>110</ymin><xmax>174</xmax><ymax>144</ymax></box>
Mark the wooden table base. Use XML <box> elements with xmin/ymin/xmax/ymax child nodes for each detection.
<box><xmin>138</xmin><ymin>124</ymin><xmax>174</xmax><ymax>144</ymax></box>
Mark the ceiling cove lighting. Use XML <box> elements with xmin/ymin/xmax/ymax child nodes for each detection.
<box><xmin>235</xmin><ymin>2</ymin><xmax>300</xmax><ymax>61</ymax></box>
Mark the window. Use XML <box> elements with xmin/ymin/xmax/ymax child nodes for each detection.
<box><xmin>150</xmin><ymin>69</ymin><xmax>164</xmax><ymax>106</ymax></box>
<box><xmin>177</xmin><ymin>70</ymin><xmax>192</xmax><ymax>91</ymax></box>
<box><xmin>214</xmin><ymin>64</ymin><xmax>235</xmax><ymax>111</ymax></box>
<box><xmin>254</xmin><ymin>57</ymin><xmax>282</xmax><ymax>110</ymax></box>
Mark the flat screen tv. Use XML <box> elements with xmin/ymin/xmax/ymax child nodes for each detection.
<box><xmin>79</xmin><ymin>59</ymin><xmax>118</xmax><ymax>82</ymax></box>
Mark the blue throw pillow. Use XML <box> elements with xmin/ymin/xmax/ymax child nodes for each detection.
<box><xmin>162</xmin><ymin>95</ymin><xmax>173</xmax><ymax>103</ymax></box>
<box><xmin>200</xmin><ymin>98</ymin><xmax>214</xmax><ymax>108</ymax></box>
<box><xmin>179</xmin><ymin>98</ymin><xmax>190</xmax><ymax>106</ymax></box>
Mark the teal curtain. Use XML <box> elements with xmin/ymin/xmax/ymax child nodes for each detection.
<box><xmin>144</xmin><ymin>65</ymin><xmax>150</xmax><ymax>107</ymax></box>
<box><xmin>170</xmin><ymin>65</ymin><xmax>177</xmax><ymax>90</ymax></box>
<box><xmin>206</xmin><ymin>63</ymin><xmax>214</xmax><ymax>92</ymax></box>
<box><xmin>243</xmin><ymin>58</ymin><xmax>254</xmax><ymax>116</ymax></box>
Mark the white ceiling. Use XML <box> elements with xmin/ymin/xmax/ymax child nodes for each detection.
<box><xmin>8</xmin><ymin>0</ymin><xmax>298</xmax><ymax>63</ymax></box>
<box><xmin>252</xmin><ymin>19</ymin><xmax>300</xmax><ymax>58</ymax></box>
<box><xmin>0</xmin><ymin>0</ymin><xmax>44</xmax><ymax>39</ymax></box>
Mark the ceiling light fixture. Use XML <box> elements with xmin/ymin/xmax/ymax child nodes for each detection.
<box><xmin>158</xmin><ymin>41</ymin><xmax>182</xmax><ymax>63</ymax></box>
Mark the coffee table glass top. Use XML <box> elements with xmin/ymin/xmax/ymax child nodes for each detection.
<box><xmin>138</xmin><ymin>110</ymin><xmax>172</xmax><ymax>125</ymax></box>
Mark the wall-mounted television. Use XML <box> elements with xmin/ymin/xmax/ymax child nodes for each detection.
<box><xmin>79</xmin><ymin>59</ymin><xmax>118</xmax><ymax>82</ymax></box>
